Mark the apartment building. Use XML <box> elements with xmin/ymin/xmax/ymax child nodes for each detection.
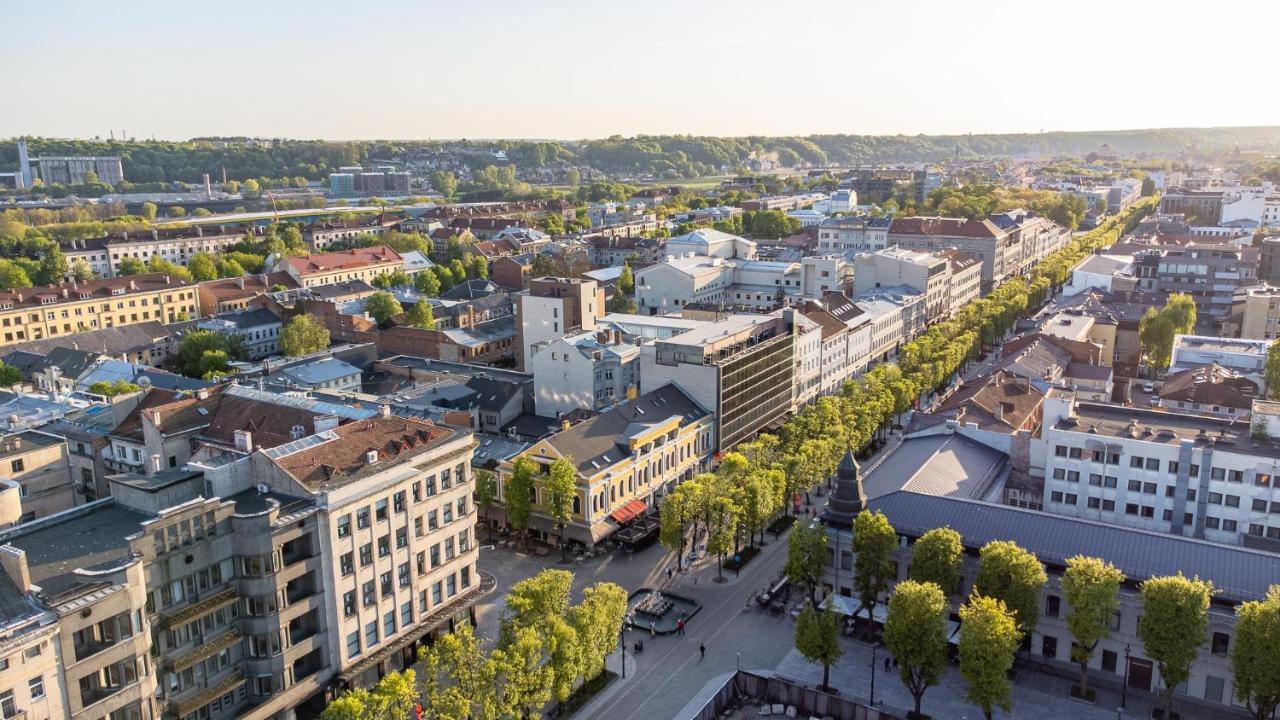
<box><xmin>1040</xmin><ymin>390</ymin><xmax>1280</xmax><ymax>548</ymax></box>
<box><xmin>62</xmin><ymin>227</ymin><xmax>252</xmax><ymax>280</ymax></box>
<box><xmin>888</xmin><ymin>216</ymin><xmax>1019</xmax><ymax>292</ymax></box>
<box><xmin>254</xmin><ymin>413</ymin><xmax>480</xmax><ymax>690</ymax></box>
<box><xmin>1131</xmin><ymin>244</ymin><xmax>1257</xmax><ymax>320</ymax></box>
<box><xmin>0</xmin><ymin>274</ymin><xmax>201</xmax><ymax>349</ymax></box>
<box><xmin>0</xmin><ymin>430</ymin><xmax>75</xmax><ymax>523</ymax></box>
<box><xmin>196</xmin><ymin>273</ymin><xmax>299</xmax><ymax>316</ymax></box>
<box><xmin>194</xmin><ymin>308</ymin><xmax>283</xmax><ymax>360</ymax></box>
<box><xmin>302</xmin><ymin>216</ymin><xmax>399</xmax><ymax>252</ymax></box>
<box><xmin>639</xmin><ymin>313</ymin><xmax>794</xmax><ymax>450</ymax></box>
<box><xmin>281</xmin><ymin>247</ymin><xmax>403</xmax><ymax>289</ymax></box>
<box><xmin>815</xmin><ymin>216</ymin><xmax>891</xmax><ymax>255</ymax></box>
<box><xmin>791</xmin><ymin>312</ymin><xmax>823</xmax><ymax>410</ymax></box>
<box><xmin>495</xmin><ymin>385</ymin><xmax>714</xmax><ymax>547</ymax></box>
<box><xmin>853</xmin><ymin>248</ymin><xmax>950</xmax><ymax>321</ymax></box>
<box><xmin>1170</xmin><ymin>335</ymin><xmax>1269</xmax><ymax>380</ymax></box>
<box><xmin>1154</xmin><ymin>364</ymin><xmax>1257</xmax><ymax>419</ymax></box>
<box><xmin>514</xmin><ymin>277</ymin><xmax>604</xmax><ymax>371</ymax></box>
<box><xmin>939</xmin><ymin>249</ymin><xmax>982</xmax><ymax>310</ymax></box>
<box><xmin>530</xmin><ymin>330</ymin><xmax>640</xmax><ymax>418</ymax></box>
<box><xmin>1236</xmin><ymin>284</ymin><xmax>1280</xmax><ymax>339</ymax></box>
<box><xmin>1160</xmin><ymin>189</ymin><xmax>1225</xmax><ymax>224</ymax></box>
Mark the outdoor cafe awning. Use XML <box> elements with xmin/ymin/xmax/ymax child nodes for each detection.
<box><xmin>609</xmin><ymin>499</ymin><xmax>647</xmax><ymax>525</ymax></box>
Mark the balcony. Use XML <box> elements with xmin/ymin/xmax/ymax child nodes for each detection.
<box><xmin>280</xmin><ymin>535</ymin><xmax>318</xmax><ymax>567</ymax></box>
<box><xmin>172</xmin><ymin>669</ymin><xmax>244</xmax><ymax>719</ymax></box>
<box><xmin>155</xmin><ymin>587</ymin><xmax>238</xmax><ymax>630</ymax></box>
<box><xmin>166</xmin><ymin>628</ymin><xmax>241</xmax><ymax>674</ymax></box>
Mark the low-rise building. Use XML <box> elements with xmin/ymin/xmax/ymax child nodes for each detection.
<box><xmin>853</xmin><ymin>248</ymin><xmax>950</xmax><ymax>321</ymax></box>
<box><xmin>1237</xmin><ymin>283</ymin><xmax>1280</xmax><ymax>340</ymax></box>
<box><xmin>496</xmin><ymin>384</ymin><xmax>714</xmax><ymax>547</ymax></box>
<box><xmin>196</xmin><ymin>272</ymin><xmax>299</xmax><ymax>316</ymax></box>
<box><xmin>274</xmin><ymin>357</ymin><xmax>362</xmax><ymax>393</ymax></box>
<box><xmin>0</xmin><ymin>429</ymin><xmax>76</xmax><ymax>522</ymax></box>
<box><xmin>195</xmin><ymin>308</ymin><xmax>283</xmax><ymax>359</ymax></box>
<box><xmin>1154</xmin><ymin>364</ymin><xmax>1257</xmax><ymax>419</ymax></box>
<box><xmin>282</xmin><ymin>247</ymin><xmax>403</xmax><ymax>289</ymax></box>
<box><xmin>531</xmin><ymin>330</ymin><xmax>640</xmax><ymax>418</ymax></box>
<box><xmin>515</xmin><ymin>277</ymin><xmax>604</xmax><ymax>371</ymax></box>
<box><xmin>816</xmin><ymin>215</ymin><xmax>891</xmax><ymax>255</ymax></box>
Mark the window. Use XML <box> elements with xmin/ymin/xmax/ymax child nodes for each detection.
<box><xmin>1229</xmin><ymin>470</ymin><xmax>1244</xmax><ymax>483</ymax></box>
<box><xmin>398</xmin><ymin>562</ymin><xmax>410</xmax><ymax>588</ymax></box>
<box><xmin>414</xmin><ymin>517</ymin><xmax>424</xmax><ymax>537</ymax></box>
<box><xmin>378</xmin><ymin>535</ymin><xmax>390</xmax><ymax>557</ymax></box>
<box><xmin>1125</xmin><ymin>503</ymin><xmax>1139</xmax><ymax>516</ymax></box>
<box><xmin>1204</xmin><ymin>675</ymin><xmax>1225</xmax><ymax>704</ymax></box>
<box><xmin>1211</xmin><ymin>467</ymin><xmax>1225</xmax><ymax>481</ymax></box>
<box><xmin>1140</xmin><ymin>506</ymin><xmax>1154</xmax><ymax>518</ymax></box>
<box><xmin>9</xmin><ymin>459</ymin><xmax>22</xmax><ymax>474</ymax></box>
<box><xmin>1205</xmin><ymin>516</ymin><xmax>1221</xmax><ymax>529</ymax></box>
<box><xmin>447</xmin><ymin>574</ymin><xmax>457</xmax><ymax>597</ymax></box>
<box><xmin>1225</xmin><ymin>495</ymin><xmax>1240</xmax><ymax>508</ymax></box>
<box><xmin>1101</xmin><ymin>649</ymin><xmax>1118</xmax><ymax>673</ymax></box>
<box><xmin>1052</xmin><ymin>468</ymin><xmax>1065</xmax><ymax>480</ymax></box>
<box><xmin>1041</xmin><ymin>635</ymin><xmax>1057</xmax><ymax>660</ymax></box>
<box><xmin>1130</xmin><ymin>456</ymin><xmax>1144</xmax><ymax>468</ymax></box>
<box><xmin>1145</xmin><ymin>458</ymin><xmax>1159</xmax><ymax>471</ymax></box>
<box><xmin>363</xmin><ymin>581</ymin><xmax>375</xmax><ymax>607</ymax></box>
<box><xmin>396</xmin><ymin>527</ymin><xmax>408</xmax><ymax>549</ymax></box>
<box><xmin>1143</xmin><ymin>482</ymin><xmax>1157</xmax><ymax>495</ymax></box>
<box><xmin>413</xmin><ymin>481</ymin><xmax>422</xmax><ymax>502</ymax></box>
<box><xmin>1088</xmin><ymin>497</ymin><xmax>1101</xmax><ymax>509</ymax></box>
<box><xmin>0</xmin><ymin>690</ymin><xmax>14</xmax><ymax>718</ymax></box>
<box><xmin>1168</xmin><ymin>461</ymin><xmax>1180</xmax><ymax>474</ymax></box>
<box><xmin>357</xmin><ymin>507</ymin><xmax>370</xmax><ymax>529</ymax></box>
<box><xmin>29</xmin><ymin>674</ymin><xmax>44</xmax><ymax>699</ymax></box>
<box><xmin>359</xmin><ymin>543</ymin><xmax>372</xmax><ymax>567</ymax></box>
<box><xmin>365</xmin><ymin>621</ymin><xmax>379</xmax><ymax>647</ymax></box>
<box><xmin>384</xmin><ymin>610</ymin><xmax>396</xmax><ymax>638</ymax></box>
<box><xmin>1055</xmin><ymin>445</ymin><xmax>1068</xmax><ymax>457</ymax></box>
<box><xmin>1045</xmin><ymin>595</ymin><xmax>1061</xmax><ymax>618</ymax></box>
<box><xmin>381</xmin><ymin>572</ymin><xmax>393</xmax><ymax>597</ymax></box>
<box><xmin>340</xmin><ymin>552</ymin><xmax>353</xmax><ymax>576</ymax></box>
<box><xmin>376</xmin><ymin>498</ymin><xmax>389</xmax><ymax>521</ymax></box>
<box><xmin>401</xmin><ymin>601</ymin><xmax>413</xmax><ymax>628</ymax></box>
<box><xmin>1208</xmin><ymin>492</ymin><xmax>1223</xmax><ymax>505</ymax></box>
<box><xmin>1066</xmin><ymin>471</ymin><xmax>1079</xmax><ymax>483</ymax></box>
<box><xmin>346</xmin><ymin>631</ymin><xmax>361</xmax><ymax>659</ymax></box>
<box><xmin>343</xmin><ymin>591</ymin><xmax>356</xmax><ymax>617</ymax></box>
<box><xmin>393</xmin><ymin>491</ymin><xmax>406</xmax><ymax>513</ymax></box>
<box><xmin>1223</xmin><ymin>519</ymin><xmax>1238</xmax><ymax>532</ymax></box>
<box><xmin>430</xmin><ymin>544</ymin><xmax>441</xmax><ymax>568</ymax></box>
<box><xmin>1089</xmin><ymin>474</ymin><xmax>1102</xmax><ymax>486</ymax></box>
<box><xmin>337</xmin><ymin>514</ymin><xmax>351</xmax><ymax>537</ymax></box>
<box><xmin>1104</xmin><ymin>476</ymin><xmax>1117</xmax><ymax>488</ymax></box>
<box><xmin>1128</xmin><ymin>479</ymin><xmax>1142</xmax><ymax>492</ymax></box>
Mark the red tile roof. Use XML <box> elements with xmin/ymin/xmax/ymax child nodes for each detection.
<box><xmin>284</xmin><ymin>246</ymin><xmax>402</xmax><ymax>275</ymax></box>
<box><xmin>0</xmin><ymin>273</ymin><xmax>194</xmax><ymax>311</ymax></box>
<box><xmin>889</xmin><ymin>217</ymin><xmax>1004</xmax><ymax>239</ymax></box>
<box><xmin>198</xmin><ymin>272</ymin><xmax>298</xmax><ymax>300</ymax></box>
<box><xmin>272</xmin><ymin>415</ymin><xmax>455</xmax><ymax>489</ymax></box>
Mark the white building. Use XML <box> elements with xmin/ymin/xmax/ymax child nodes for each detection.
<box><xmin>530</xmin><ymin>330</ymin><xmax>640</xmax><ymax>417</ymax></box>
<box><xmin>816</xmin><ymin>216</ymin><xmax>891</xmax><ymax>255</ymax></box>
<box><xmin>1170</xmin><ymin>335</ymin><xmax>1269</xmax><ymax>382</ymax></box>
<box><xmin>1064</xmin><ymin>253</ymin><xmax>1135</xmax><ymax>296</ymax></box>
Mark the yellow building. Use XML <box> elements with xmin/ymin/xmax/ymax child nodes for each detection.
<box><xmin>495</xmin><ymin>385</ymin><xmax>715</xmax><ymax>547</ymax></box>
<box><xmin>281</xmin><ymin>246</ymin><xmax>403</xmax><ymax>288</ymax></box>
<box><xmin>0</xmin><ymin>273</ymin><xmax>200</xmax><ymax>347</ymax></box>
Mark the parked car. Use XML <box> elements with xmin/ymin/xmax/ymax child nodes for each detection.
<box><xmin>1141</xmin><ymin>382</ymin><xmax>1155</xmax><ymax>393</ymax></box>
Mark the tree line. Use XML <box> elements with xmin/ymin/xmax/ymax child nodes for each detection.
<box><xmin>789</xmin><ymin>509</ymin><xmax>1280</xmax><ymax>720</ymax></box>
<box><xmin>318</xmin><ymin>569</ymin><xmax>627</xmax><ymax>720</ymax></box>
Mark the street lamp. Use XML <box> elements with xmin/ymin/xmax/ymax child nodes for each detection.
<box><xmin>620</xmin><ymin>624</ymin><xmax>626</xmax><ymax>679</ymax></box>
<box><xmin>870</xmin><ymin>638</ymin><xmax>880</xmax><ymax>702</ymax></box>
<box><xmin>1121</xmin><ymin>643</ymin><xmax>1131</xmax><ymax>709</ymax></box>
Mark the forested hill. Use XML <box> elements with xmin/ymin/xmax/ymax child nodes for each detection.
<box><xmin>4</xmin><ymin>126</ymin><xmax>1279</xmax><ymax>184</ymax></box>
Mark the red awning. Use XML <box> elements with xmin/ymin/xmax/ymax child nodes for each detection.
<box><xmin>609</xmin><ymin>499</ymin><xmax>647</xmax><ymax>525</ymax></box>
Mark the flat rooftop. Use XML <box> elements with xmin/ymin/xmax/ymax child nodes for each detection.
<box><xmin>2</xmin><ymin>503</ymin><xmax>149</xmax><ymax>599</ymax></box>
<box><xmin>1060</xmin><ymin>401</ymin><xmax>1278</xmax><ymax>459</ymax></box>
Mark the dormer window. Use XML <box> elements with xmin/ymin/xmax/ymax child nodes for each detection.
<box><xmin>38</xmin><ymin>296</ymin><xmax>56</xmax><ymax>305</ymax></box>
<box><xmin>111</xmin><ymin>287</ymin><xmax>125</xmax><ymax>296</ymax></box>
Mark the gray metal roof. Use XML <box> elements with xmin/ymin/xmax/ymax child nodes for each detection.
<box><xmin>544</xmin><ymin>384</ymin><xmax>709</xmax><ymax>475</ymax></box>
<box><xmin>870</xmin><ymin>490</ymin><xmax>1280</xmax><ymax>605</ymax></box>
<box><xmin>862</xmin><ymin>434</ymin><xmax>1007</xmax><ymax>501</ymax></box>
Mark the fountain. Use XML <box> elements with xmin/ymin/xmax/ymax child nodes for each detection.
<box><xmin>633</xmin><ymin>589</ymin><xmax>673</xmax><ymax>619</ymax></box>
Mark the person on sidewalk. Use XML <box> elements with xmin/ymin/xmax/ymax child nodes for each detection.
<box><xmin>667</xmin><ymin>567</ymin><xmax>673</xmax><ymax>582</ymax></box>
<box><xmin>699</xmin><ymin>643</ymin><xmax>706</xmax><ymax>661</ymax></box>
<box><xmin>676</xmin><ymin>618</ymin><xmax>685</xmax><ymax>635</ymax></box>
<box><xmin>650</xmin><ymin>621</ymin><xmax>656</xmax><ymax>637</ymax></box>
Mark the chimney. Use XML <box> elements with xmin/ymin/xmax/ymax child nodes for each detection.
<box><xmin>561</xmin><ymin>419</ymin><xmax>571</xmax><ymax>432</ymax></box>
<box><xmin>151</xmin><ymin>454</ymin><xmax>163</xmax><ymax>473</ymax></box>
<box><xmin>237</xmin><ymin>277</ymin><xmax>245</xmax><ymax>290</ymax></box>
<box><xmin>379</xmin><ymin>404</ymin><xmax>391</xmax><ymax>417</ymax></box>
<box><xmin>233</xmin><ymin>430</ymin><xmax>253</xmax><ymax>453</ymax></box>
<box><xmin>196</xmin><ymin>387</ymin><xmax>210</xmax><ymax>400</ymax></box>
<box><xmin>151</xmin><ymin>409</ymin><xmax>162</xmax><ymax>425</ymax></box>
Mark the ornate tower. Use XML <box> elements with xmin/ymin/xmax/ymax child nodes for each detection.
<box><xmin>821</xmin><ymin>449</ymin><xmax>866</xmax><ymax>528</ymax></box>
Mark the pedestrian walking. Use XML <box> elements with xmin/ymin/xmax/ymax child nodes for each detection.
<box><xmin>892</xmin><ymin>657</ymin><xmax>898</xmax><ymax>670</ymax></box>
<box><xmin>676</xmin><ymin>619</ymin><xmax>685</xmax><ymax>635</ymax></box>
<box><xmin>884</xmin><ymin>657</ymin><xmax>891</xmax><ymax>672</ymax></box>
<box><xmin>667</xmin><ymin>567</ymin><xmax>673</xmax><ymax>582</ymax></box>
<box><xmin>699</xmin><ymin>643</ymin><xmax>706</xmax><ymax>661</ymax></box>
<box><xmin>650</xmin><ymin>621</ymin><xmax>656</xmax><ymax>637</ymax></box>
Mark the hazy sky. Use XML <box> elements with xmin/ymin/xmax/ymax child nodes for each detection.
<box><xmin>6</xmin><ymin>0</ymin><xmax>1275</xmax><ymax>141</ymax></box>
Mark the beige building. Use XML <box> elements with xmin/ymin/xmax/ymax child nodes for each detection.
<box><xmin>1040</xmin><ymin>308</ymin><xmax>1118</xmax><ymax>367</ymax></box>
<box><xmin>254</xmin><ymin>413</ymin><xmax>481</xmax><ymax>689</ymax></box>
<box><xmin>1237</xmin><ymin>284</ymin><xmax>1280</xmax><ymax>340</ymax></box>
<box><xmin>0</xmin><ymin>431</ymin><xmax>76</xmax><ymax>524</ymax></box>
<box><xmin>853</xmin><ymin>247</ymin><xmax>950</xmax><ymax>321</ymax></box>
<box><xmin>281</xmin><ymin>247</ymin><xmax>402</xmax><ymax>289</ymax></box>
<box><xmin>515</xmin><ymin>277</ymin><xmax>605</xmax><ymax>371</ymax></box>
<box><xmin>0</xmin><ymin>274</ymin><xmax>201</xmax><ymax>348</ymax></box>
<box><xmin>496</xmin><ymin>385</ymin><xmax>715</xmax><ymax>547</ymax></box>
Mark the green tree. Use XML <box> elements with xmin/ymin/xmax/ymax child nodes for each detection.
<box><xmin>660</xmin><ymin>482</ymin><xmax>696</xmax><ymax>571</ymax></box>
<box><xmin>140</xmin><ymin>202</ymin><xmax>157</xmax><ymax>220</ymax></box>
<box><xmin>242</xmin><ymin>179</ymin><xmax>261</xmax><ymax>198</ymax></box>
<box><xmin>501</xmin><ymin>569</ymin><xmax>584</xmax><ymax>704</ymax></box>
<box><xmin>747</xmin><ymin>209</ymin><xmax>801</xmax><ymax>239</ymax></box>
<box><xmin>1164</xmin><ymin>292</ymin><xmax>1197</xmax><ymax>335</ymax></box>
<box><xmin>795</xmin><ymin>603</ymin><xmax>843</xmax><ymax>692</ymax></box>
<box><xmin>908</xmin><ymin>527</ymin><xmax>963</xmax><ymax>596</ymax></box>
<box><xmin>958</xmin><ymin>594</ymin><xmax>1021</xmax><ymax>720</ymax></box>
<box><xmin>116</xmin><ymin>257</ymin><xmax>145</xmax><ymax>276</ymax></box>
<box><xmin>974</xmin><ymin>539</ymin><xmax>1047</xmax><ymax>637</ymax></box>
<box><xmin>414</xmin><ymin>268</ymin><xmax>442</xmax><ymax>296</ymax></box>
<box><xmin>279</xmin><ymin>315</ymin><xmax>330</xmax><ymax>357</ymax></box>
<box><xmin>87</xmin><ymin>380</ymin><xmax>140</xmax><ymax>397</ymax></box>
<box><xmin>365</xmin><ymin>291</ymin><xmax>402</xmax><ymax>327</ymax></box>
<box><xmin>420</xmin><ymin>623</ymin><xmax>499</xmax><ymax>720</ymax></box>
<box><xmin>0</xmin><ymin>363</ymin><xmax>22</xmax><ymax>387</ymax></box>
<box><xmin>544</xmin><ymin>455</ymin><xmax>577</xmax><ymax>562</ymax></box>
<box><xmin>146</xmin><ymin>256</ymin><xmax>192</xmax><ymax>281</ymax></box>
<box><xmin>176</xmin><ymin>330</ymin><xmax>245</xmax><ymax>378</ymax></box>
<box><xmin>430</xmin><ymin>170</ymin><xmax>458</xmax><ymax>199</ymax></box>
<box><xmin>571</xmin><ymin>581</ymin><xmax>628</xmax><ymax>681</ymax></box>
<box><xmin>433</xmin><ymin>265</ymin><xmax>456</xmax><ymax>292</ymax></box>
<box><xmin>1061</xmin><ymin>556</ymin><xmax>1125</xmax><ymax>699</ymax></box>
<box><xmin>474</xmin><ymin>468</ymin><xmax>498</xmax><ymax>541</ymax></box>
<box><xmin>166</xmin><ymin>206</ymin><xmax>186</xmax><ymax>218</ymax></box>
<box><xmin>786</xmin><ymin>520</ymin><xmax>828</xmax><ymax>607</ymax></box>
<box><xmin>506</xmin><ymin>457</ymin><xmax>536</xmax><ymax>550</ymax></box>
<box><xmin>704</xmin><ymin>490</ymin><xmax>740</xmax><ymax>583</ymax></box>
<box><xmin>492</xmin><ymin>625</ymin><xmax>552</xmax><ymax>719</ymax></box>
<box><xmin>884</xmin><ymin>580</ymin><xmax>950</xmax><ymax>718</ymax></box>
<box><xmin>0</xmin><ymin>260</ymin><xmax>32</xmax><ymax>291</ymax></box>
<box><xmin>564</xmin><ymin>169</ymin><xmax>581</xmax><ymax>187</ymax></box>
<box><xmin>852</xmin><ymin>509</ymin><xmax>897</xmax><ymax>629</ymax></box>
<box><xmin>404</xmin><ymin>300</ymin><xmax>437</xmax><ymax>329</ymax></box>
<box><xmin>188</xmin><ymin>252</ymin><xmax>219</xmax><ymax>282</ymax></box>
<box><xmin>1139</xmin><ymin>574</ymin><xmax>1214</xmax><ymax>720</ymax></box>
<box><xmin>1267</xmin><ymin>341</ymin><xmax>1280</xmax><ymax>400</ymax></box>
<box><xmin>70</xmin><ymin>259</ymin><xmax>95</xmax><ymax>282</ymax></box>
<box><xmin>450</xmin><ymin>258</ymin><xmax>468</xmax><ymax>283</ymax></box>
<box><xmin>470</xmin><ymin>254</ymin><xmax>489</xmax><ymax>280</ymax></box>
<box><xmin>738</xmin><ymin>469</ymin><xmax>779</xmax><ymax>550</ymax></box>
<box><xmin>1233</xmin><ymin>585</ymin><xmax>1280</xmax><ymax>720</ymax></box>
<box><xmin>607</xmin><ymin>262</ymin><xmax>637</xmax><ymax>313</ymax></box>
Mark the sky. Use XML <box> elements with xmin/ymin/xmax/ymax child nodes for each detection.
<box><xmin>5</xmin><ymin>0</ymin><xmax>1277</xmax><ymax>141</ymax></box>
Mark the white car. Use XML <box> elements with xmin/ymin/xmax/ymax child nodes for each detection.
<box><xmin>1141</xmin><ymin>382</ymin><xmax>1155</xmax><ymax>393</ymax></box>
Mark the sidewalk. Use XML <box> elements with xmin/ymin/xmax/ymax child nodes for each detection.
<box><xmin>775</xmin><ymin>639</ymin><xmax>1159</xmax><ymax>720</ymax></box>
<box><xmin>573</xmin><ymin>648</ymin><xmax>639</xmax><ymax>719</ymax></box>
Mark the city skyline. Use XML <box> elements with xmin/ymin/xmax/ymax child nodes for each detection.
<box><xmin>6</xmin><ymin>0</ymin><xmax>1276</xmax><ymax>141</ymax></box>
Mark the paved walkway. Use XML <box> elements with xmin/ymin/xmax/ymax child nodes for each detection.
<box><xmin>775</xmin><ymin>638</ymin><xmax>1161</xmax><ymax>720</ymax></box>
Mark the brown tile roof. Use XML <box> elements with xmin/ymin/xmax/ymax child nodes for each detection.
<box><xmin>1159</xmin><ymin>364</ymin><xmax>1258</xmax><ymax>410</ymax></box>
<box><xmin>889</xmin><ymin>217</ymin><xmax>1004</xmax><ymax>239</ymax></box>
<box><xmin>198</xmin><ymin>272</ymin><xmax>298</xmax><ymax>300</ymax></box>
<box><xmin>938</xmin><ymin>248</ymin><xmax>980</xmax><ymax>270</ymax></box>
<box><xmin>937</xmin><ymin>370</ymin><xmax>1044</xmax><ymax>432</ymax></box>
<box><xmin>284</xmin><ymin>246</ymin><xmax>402</xmax><ymax>275</ymax></box>
<box><xmin>203</xmin><ymin>395</ymin><xmax>335</xmax><ymax>450</ymax></box>
<box><xmin>111</xmin><ymin>388</ymin><xmax>220</xmax><ymax>442</ymax></box>
<box><xmin>1002</xmin><ymin>332</ymin><xmax>1102</xmax><ymax>365</ymax></box>
<box><xmin>272</xmin><ymin>415</ymin><xmax>456</xmax><ymax>489</ymax></box>
<box><xmin>799</xmin><ymin>305</ymin><xmax>847</xmax><ymax>340</ymax></box>
<box><xmin>0</xmin><ymin>273</ymin><xmax>194</xmax><ymax>311</ymax></box>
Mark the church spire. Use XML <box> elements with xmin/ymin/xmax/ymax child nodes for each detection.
<box><xmin>821</xmin><ymin>449</ymin><xmax>866</xmax><ymax>527</ymax></box>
